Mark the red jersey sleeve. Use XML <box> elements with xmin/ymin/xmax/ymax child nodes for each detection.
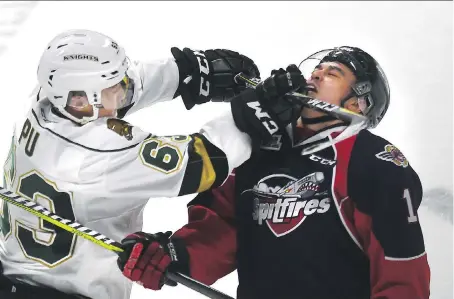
<box><xmin>172</xmin><ymin>173</ymin><xmax>237</xmax><ymax>285</ymax></box>
<box><xmin>350</xmin><ymin>136</ymin><xmax>430</xmax><ymax>299</ymax></box>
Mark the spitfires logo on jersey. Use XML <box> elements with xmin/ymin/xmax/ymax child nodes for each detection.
<box><xmin>249</xmin><ymin>172</ymin><xmax>331</xmax><ymax>237</ymax></box>
<box><xmin>375</xmin><ymin>144</ymin><xmax>409</xmax><ymax>168</ymax></box>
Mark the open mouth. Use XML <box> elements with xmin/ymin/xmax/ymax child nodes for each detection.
<box><xmin>305</xmin><ymin>84</ymin><xmax>318</xmax><ymax>93</ymax></box>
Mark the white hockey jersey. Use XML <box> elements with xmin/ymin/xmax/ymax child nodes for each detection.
<box><xmin>0</xmin><ymin>58</ymin><xmax>252</xmax><ymax>299</ymax></box>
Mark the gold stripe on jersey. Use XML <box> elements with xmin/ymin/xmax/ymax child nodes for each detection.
<box><xmin>178</xmin><ymin>134</ymin><xmax>229</xmax><ymax>196</ymax></box>
<box><xmin>193</xmin><ymin>136</ymin><xmax>216</xmax><ymax>193</ymax></box>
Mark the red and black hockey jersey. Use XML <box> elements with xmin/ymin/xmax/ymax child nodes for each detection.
<box><xmin>173</xmin><ymin>125</ymin><xmax>430</xmax><ymax>299</ymax></box>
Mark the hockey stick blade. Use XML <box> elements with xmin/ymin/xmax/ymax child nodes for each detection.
<box><xmin>0</xmin><ymin>186</ymin><xmax>233</xmax><ymax>299</ymax></box>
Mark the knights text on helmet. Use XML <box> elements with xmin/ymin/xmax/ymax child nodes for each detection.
<box><xmin>63</xmin><ymin>54</ymin><xmax>99</xmax><ymax>62</ymax></box>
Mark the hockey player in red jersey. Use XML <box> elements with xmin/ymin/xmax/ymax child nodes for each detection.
<box><xmin>117</xmin><ymin>47</ymin><xmax>431</xmax><ymax>299</ymax></box>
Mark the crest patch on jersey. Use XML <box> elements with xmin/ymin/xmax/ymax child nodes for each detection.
<box><xmin>375</xmin><ymin>144</ymin><xmax>409</xmax><ymax>168</ymax></box>
<box><xmin>107</xmin><ymin>118</ymin><xmax>134</xmax><ymax>140</ymax></box>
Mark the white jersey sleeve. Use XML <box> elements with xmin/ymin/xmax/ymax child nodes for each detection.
<box><xmin>0</xmin><ymin>96</ymin><xmax>251</xmax><ymax>299</ymax></box>
<box><xmin>102</xmin><ymin>109</ymin><xmax>251</xmax><ymax>199</ymax></box>
<box><xmin>119</xmin><ymin>58</ymin><xmax>180</xmax><ymax>117</ymax></box>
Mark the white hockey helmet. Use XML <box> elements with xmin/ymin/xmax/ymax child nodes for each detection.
<box><xmin>37</xmin><ymin>29</ymin><xmax>132</xmax><ymax>124</ymax></box>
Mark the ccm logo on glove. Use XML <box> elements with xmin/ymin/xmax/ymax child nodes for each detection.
<box><xmin>246</xmin><ymin>101</ymin><xmax>279</xmax><ymax>135</ymax></box>
<box><xmin>193</xmin><ymin>50</ymin><xmax>210</xmax><ymax>96</ymax></box>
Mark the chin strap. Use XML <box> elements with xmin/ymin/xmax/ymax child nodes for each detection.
<box><xmin>54</xmin><ymin>104</ymin><xmax>99</xmax><ymax>125</ymax></box>
<box><xmin>300</xmin><ymin>120</ymin><xmax>367</xmax><ymax>155</ymax></box>
<box><xmin>339</xmin><ymin>90</ymin><xmax>357</xmax><ymax>110</ymax></box>
<box><xmin>300</xmin><ymin>115</ymin><xmax>337</xmax><ymax>124</ymax></box>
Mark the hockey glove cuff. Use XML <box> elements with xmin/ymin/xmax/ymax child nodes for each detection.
<box><xmin>171</xmin><ymin>47</ymin><xmax>260</xmax><ymax>109</ymax></box>
<box><xmin>117</xmin><ymin>231</ymin><xmax>190</xmax><ymax>290</ymax></box>
<box><xmin>231</xmin><ymin>88</ymin><xmax>281</xmax><ymax>149</ymax></box>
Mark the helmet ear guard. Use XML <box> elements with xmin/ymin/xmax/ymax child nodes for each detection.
<box><xmin>352</xmin><ymin>81</ymin><xmax>372</xmax><ymax>96</ymax></box>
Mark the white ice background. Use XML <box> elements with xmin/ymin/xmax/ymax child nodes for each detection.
<box><xmin>0</xmin><ymin>2</ymin><xmax>452</xmax><ymax>298</ymax></box>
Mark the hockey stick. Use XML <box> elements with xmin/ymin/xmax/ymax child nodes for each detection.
<box><xmin>234</xmin><ymin>72</ymin><xmax>369</xmax><ymax>125</ymax></box>
<box><xmin>234</xmin><ymin>72</ymin><xmax>369</xmax><ymax>154</ymax></box>
<box><xmin>0</xmin><ymin>187</ymin><xmax>233</xmax><ymax>299</ymax></box>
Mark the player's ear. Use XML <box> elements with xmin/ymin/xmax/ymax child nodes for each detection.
<box><xmin>345</xmin><ymin>97</ymin><xmax>362</xmax><ymax>114</ymax></box>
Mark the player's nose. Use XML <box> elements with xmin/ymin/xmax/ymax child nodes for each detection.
<box><xmin>310</xmin><ymin>68</ymin><xmax>324</xmax><ymax>82</ymax></box>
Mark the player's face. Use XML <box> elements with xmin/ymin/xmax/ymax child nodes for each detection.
<box><xmin>65</xmin><ymin>76</ymin><xmax>129</xmax><ymax>120</ymax></box>
<box><xmin>306</xmin><ymin>61</ymin><xmax>357</xmax><ymax>106</ymax></box>
<box><xmin>100</xmin><ymin>77</ymin><xmax>129</xmax><ymax>110</ymax></box>
<box><xmin>66</xmin><ymin>92</ymin><xmax>116</xmax><ymax>119</ymax></box>
<box><xmin>65</xmin><ymin>102</ymin><xmax>116</xmax><ymax>119</ymax></box>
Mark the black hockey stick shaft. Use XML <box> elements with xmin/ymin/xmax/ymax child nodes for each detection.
<box><xmin>166</xmin><ymin>272</ymin><xmax>233</xmax><ymax>299</ymax></box>
<box><xmin>0</xmin><ymin>187</ymin><xmax>233</xmax><ymax>299</ymax></box>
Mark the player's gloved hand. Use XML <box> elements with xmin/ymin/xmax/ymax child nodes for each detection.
<box><xmin>230</xmin><ymin>65</ymin><xmax>305</xmax><ymax>146</ymax></box>
<box><xmin>117</xmin><ymin>231</ymin><xmax>189</xmax><ymax>290</ymax></box>
<box><xmin>171</xmin><ymin>47</ymin><xmax>260</xmax><ymax>109</ymax></box>
<box><xmin>257</xmin><ymin>64</ymin><xmax>307</xmax><ymax>103</ymax></box>
<box><xmin>260</xmin><ymin>64</ymin><xmax>307</xmax><ymax>127</ymax></box>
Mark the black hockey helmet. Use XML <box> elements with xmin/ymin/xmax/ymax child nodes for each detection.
<box><xmin>299</xmin><ymin>46</ymin><xmax>390</xmax><ymax>128</ymax></box>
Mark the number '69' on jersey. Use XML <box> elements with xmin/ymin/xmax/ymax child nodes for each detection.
<box><xmin>0</xmin><ymin>65</ymin><xmax>252</xmax><ymax>299</ymax></box>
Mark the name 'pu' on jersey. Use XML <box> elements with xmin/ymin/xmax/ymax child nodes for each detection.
<box><xmin>0</xmin><ymin>57</ymin><xmax>252</xmax><ymax>299</ymax></box>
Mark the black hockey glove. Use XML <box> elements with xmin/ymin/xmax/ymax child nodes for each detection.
<box><xmin>117</xmin><ymin>231</ymin><xmax>190</xmax><ymax>290</ymax></box>
<box><xmin>231</xmin><ymin>64</ymin><xmax>306</xmax><ymax>146</ymax></box>
<box><xmin>257</xmin><ymin>64</ymin><xmax>306</xmax><ymax>103</ymax></box>
<box><xmin>171</xmin><ymin>47</ymin><xmax>260</xmax><ymax>110</ymax></box>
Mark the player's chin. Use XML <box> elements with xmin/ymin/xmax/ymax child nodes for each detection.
<box><xmin>99</xmin><ymin>108</ymin><xmax>117</xmax><ymax>117</ymax></box>
<box><xmin>306</xmin><ymin>90</ymin><xmax>318</xmax><ymax>98</ymax></box>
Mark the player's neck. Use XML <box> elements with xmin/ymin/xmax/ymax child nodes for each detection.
<box><xmin>298</xmin><ymin>110</ymin><xmax>343</xmax><ymax>131</ymax></box>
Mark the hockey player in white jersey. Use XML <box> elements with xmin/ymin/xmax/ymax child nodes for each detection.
<box><xmin>0</xmin><ymin>29</ymin><xmax>263</xmax><ymax>299</ymax></box>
